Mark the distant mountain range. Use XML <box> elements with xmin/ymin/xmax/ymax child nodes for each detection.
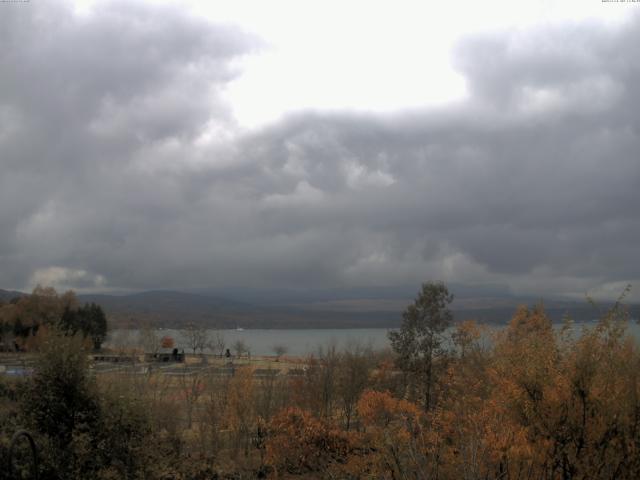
<box><xmin>0</xmin><ymin>289</ymin><xmax>26</xmax><ymax>302</ymax></box>
<box><xmin>2</xmin><ymin>287</ymin><xmax>637</xmax><ymax>329</ymax></box>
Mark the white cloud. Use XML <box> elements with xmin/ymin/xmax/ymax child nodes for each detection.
<box><xmin>29</xmin><ymin>266</ymin><xmax>107</xmax><ymax>292</ymax></box>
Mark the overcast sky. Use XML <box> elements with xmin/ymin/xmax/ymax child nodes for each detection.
<box><xmin>1</xmin><ymin>0</ymin><xmax>639</xmax><ymax>300</ymax></box>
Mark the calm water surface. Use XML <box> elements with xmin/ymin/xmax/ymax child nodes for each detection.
<box><xmin>106</xmin><ymin>320</ymin><xmax>640</xmax><ymax>357</ymax></box>
<box><xmin>107</xmin><ymin>328</ymin><xmax>394</xmax><ymax>356</ymax></box>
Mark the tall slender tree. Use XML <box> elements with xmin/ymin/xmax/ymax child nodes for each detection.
<box><xmin>388</xmin><ymin>281</ymin><xmax>453</xmax><ymax>410</ymax></box>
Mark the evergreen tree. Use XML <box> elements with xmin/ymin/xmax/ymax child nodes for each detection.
<box><xmin>388</xmin><ymin>281</ymin><xmax>453</xmax><ymax>410</ymax></box>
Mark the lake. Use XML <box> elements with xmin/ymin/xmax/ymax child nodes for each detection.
<box><xmin>106</xmin><ymin>320</ymin><xmax>640</xmax><ymax>357</ymax></box>
<box><xmin>107</xmin><ymin>328</ymin><xmax>394</xmax><ymax>356</ymax></box>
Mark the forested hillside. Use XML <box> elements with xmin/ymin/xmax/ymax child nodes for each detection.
<box><xmin>78</xmin><ymin>289</ymin><xmax>640</xmax><ymax>328</ymax></box>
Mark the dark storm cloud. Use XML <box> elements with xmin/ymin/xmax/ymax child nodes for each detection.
<box><xmin>0</xmin><ymin>0</ymin><xmax>259</xmax><ymax>288</ymax></box>
<box><xmin>1</xmin><ymin>2</ymin><xmax>639</xmax><ymax>300</ymax></box>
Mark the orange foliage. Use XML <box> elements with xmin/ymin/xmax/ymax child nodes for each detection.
<box><xmin>265</xmin><ymin>406</ymin><xmax>354</xmax><ymax>476</ymax></box>
<box><xmin>263</xmin><ymin>304</ymin><xmax>640</xmax><ymax>479</ymax></box>
<box><xmin>348</xmin><ymin>390</ymin><xmax>440</xmax><ymax>479</ymax></box>
<box><xmin>225</xmin><ymin>367</ymin><xmax>256</xmax><ymax>458</ymax></box>
<box><xmin>357</xmin><ymin>389</ymin><xmax>421</xmax><ymax>428</ymax></box>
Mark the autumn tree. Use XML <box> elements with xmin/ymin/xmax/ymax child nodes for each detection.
<box><xmin>0</xmin><ymin>287</ymin><xmax>107</xmax><ymax>351</ymax></box>
<box><xmin>209</xmin><ymin>330</ymin><xmax>226</xmax><ymax>357</ymax></box>
<box><xmin>160</xmin><ymin>336</ymin><xmax>175</xmax><ymax>349</ymax></box>
<box><xmin>451</xmin><ymin>319</ymin><xmax>483</xmax><ymax>359</ymax></box>
<box><xmin>337</xmin><ymin>342</ymin><xmax>372</xmax><ymax>430</ymax></box>
<box><xmin>178</xmin><ymin>369</ymin><xmax>205</xmax><ymax>429</ymax></box>
<box><xmin>272</xmin><ymin>344</ymin><xmax>288</xmax><ymax>361</ymax></box>
<box><xmin>197</xmin><ymin>374</ymin><xmax>229</xmax><ymax>461</ymax></box>
<box><xmin>3</xmin><ymin>286</ymin><xmax>68</xmax><ymax>347</ymax></box>
<box><xmin>254</xmin><ymin>365</ymin><xmax>290</xmax><ymax>422</ymax></box>
<box><xmin>348</xmin><ymin>389</ymin><xmax>438</xmax><ymax>479</ymax></box>
<box><xmin>487</xmin><ymin>301</ymin><xmax>640</xmax><ymax>479</ymax></box>
<box><xmin>226</xmin><ymin>367</ymin><xmax>255</xmax><ymax>458</ymax></box>
<box><xmin>318</xmin><ymin>344</ymin><xmax>340</xmax><ymax>419</ymax></box>
<box><xmin>266</xmin><ymin>407</ymin><xmax>353</xmax><ymax>476</ymax></box>
<box><xmin>21</xmin><ymin>285</ymin><xmax>64</xmax><ymax>327</ymax></box>
<box><xmin>182</xmin><ymin>322</ymin><xmax>209</xmax><ymax>356</ymax></box>
<box><xmin>296</xmin><ymin>346</ymin><xmax>340</xmax><ymax>418</ymax></box>
<box><xmin>139</xmin><ymin>323</ymin><xmax>160</xmax><ymax>355</ymax></box>
<box><xmin>233</xmin><ymin>339</ymin><xmax>248</xmax><ymax>358</ymax></box>
<box><xmin>388</xmin><ymin>281</ymin><xmax>453</xmax><ymax>410</ymax></box>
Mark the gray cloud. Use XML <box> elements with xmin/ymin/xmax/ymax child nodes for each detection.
<box><xmin>1</xmin><ymin>2</ymin><xmax>639</xmax><ymax>301</ymax></box>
